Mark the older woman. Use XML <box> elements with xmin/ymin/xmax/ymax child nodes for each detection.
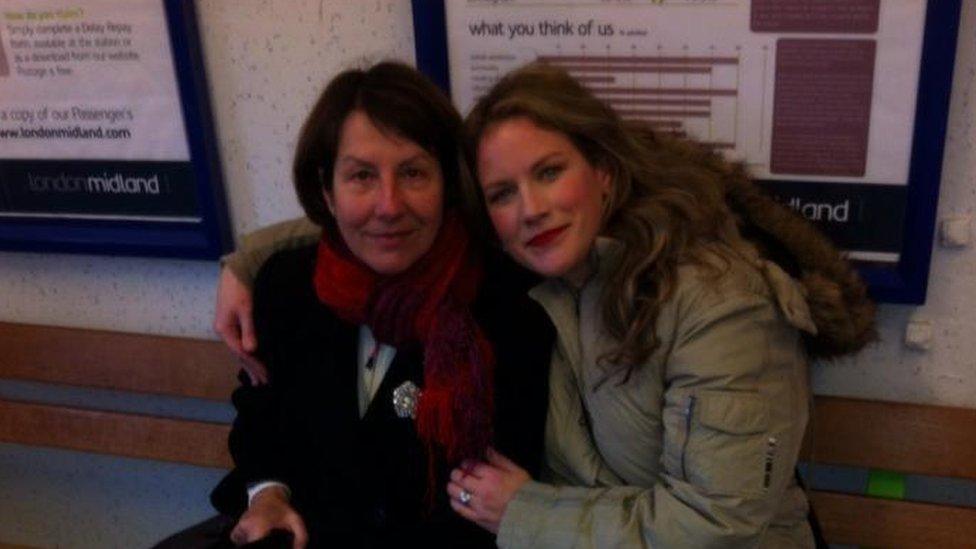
<box><xmin>204</xmin><ymin>62</ymin><xmax>552</xmax><ymax>548</ymax></box>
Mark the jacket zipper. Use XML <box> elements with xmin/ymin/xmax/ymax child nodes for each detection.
<box><xmin>764</xmin><ymin>436</ymin><xmax>778</xmax><ymax>489</ymax></box>
<box><xmin>681</xmin><ymin>395</ymin><xmax>696</xmax><ymax>481</ymax></box>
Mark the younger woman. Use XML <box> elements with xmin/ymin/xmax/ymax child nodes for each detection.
<box><xmin>443</xmin><ymin>63</ymin><xmax>874</xmax><ymax>547</ymax></box>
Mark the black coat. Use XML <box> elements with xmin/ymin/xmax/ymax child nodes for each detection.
<box><xmin>211</xmin><ymin>245</ymin><xmax>553</xmax><ymax>548</ymax></box>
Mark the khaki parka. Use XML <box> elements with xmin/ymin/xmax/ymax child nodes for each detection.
<box><xmin>497</xmin><ymin>239</ymin><xmax>818</xmax><ymax>548</ymax></box>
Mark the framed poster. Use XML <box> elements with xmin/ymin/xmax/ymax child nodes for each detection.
<box><xmin>0</xmin><ymin>0</ymin><xmax>230</xmax><ymax>259</ymax></box>
<box><xmin>411</xmin><ymin>0</ymin><xmax>962</xmax><ymax>304</ymax></box>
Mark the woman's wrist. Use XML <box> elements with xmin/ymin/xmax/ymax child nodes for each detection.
<box><xmin>250</xmin><ymin>484</ymin><xmax>290</xmax><ymax>506</ymax></box>
<box><xmin>497</xmin><ymin>479</ymin><xmax>537</xmax><ymax>545</ymax></box>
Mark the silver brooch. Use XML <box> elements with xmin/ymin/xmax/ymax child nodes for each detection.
<box><xmin>392</xmin><ymin>380</ymin><xmax>421</xmax><ymax>419</ymax></box>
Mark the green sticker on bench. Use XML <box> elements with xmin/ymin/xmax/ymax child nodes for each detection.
<box><xmin>866</xmin><ymin>469</ymin><xmax>906</xmax><ymax>500</ymax></box>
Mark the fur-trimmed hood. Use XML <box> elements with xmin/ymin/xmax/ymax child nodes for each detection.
<box><xmin>723</xmin><ymin>166</ymin><xmax>877</xmax><ymax>359</ymax></box>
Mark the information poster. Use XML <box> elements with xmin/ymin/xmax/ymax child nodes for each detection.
<box><xmin>0</xmin><ymin>0</ymin><xmax>228</xmax><ymax>258</ymax></box>
<box><xmin>445</xmin><ymin>0</ymin><xmax>927</xmax><ymax>264</ymax></box>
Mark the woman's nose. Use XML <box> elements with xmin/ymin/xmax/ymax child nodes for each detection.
<box><xmin>520</xmin><ymin>186</ymin><xmax>548</xmax><ymax>225</ymax></box>
<box><xmin>375</xmin><ymin>176</ymin><xmax>404</xmax><ymax>218</ymax></box>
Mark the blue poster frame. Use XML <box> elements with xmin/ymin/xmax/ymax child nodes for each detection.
<box><xmin>411</xmin><ymin>0</ymin><xmax>962</xmax><ymax>304</ymax></box>
<box><xmin>0</xmin><ymin>0</ymin><xmax>231</xmax><ymax>260</ymax></box>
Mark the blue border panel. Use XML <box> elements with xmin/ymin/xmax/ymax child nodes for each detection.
<box><xmin>412</xmin><ymin>0</ymin><xmax>451</xmax><ymax>94</ymax></box>
<box><xmin>164</xmin><ymin>0</ymin><xmax>232</xmax><ymax>258</ymax></box>
<box><xmin>411</xmin><ymin>0</ymin><xmax>963</xmax><ymax>304</ymax></box>
<box><xmin>863</xmin><ymin>0</ymin><xmax>962</xmax><ymax>304</ymax></box>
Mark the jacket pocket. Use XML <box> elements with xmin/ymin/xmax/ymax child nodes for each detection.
<box><xmin>681</xmin><ymin>390</ymin><xmax>771</xmax><ymax>497</ymax></box>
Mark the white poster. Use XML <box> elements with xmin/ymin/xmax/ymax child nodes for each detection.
<box><xmin>0</xmin><ymin>0</ymin><xmax>189</xmax><ymax>161</ymax></box>
<box><xmin>446</xmin><ymin>0</ymin><xmax>925</xmax><ymax>186</ymax></box>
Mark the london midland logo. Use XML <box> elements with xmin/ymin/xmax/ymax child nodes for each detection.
<box><xmin>27</xmin><ymin>172</ymin><xmax>162</xmax><ymax>195</ymax></box>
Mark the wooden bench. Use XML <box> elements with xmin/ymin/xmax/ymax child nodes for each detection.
<box><xmin>807</xmin><ymin>396</ymin><xmax>976</xmax><ymax>548</ymax></box>
<box><xmin>3</xmin><ymin>321</ymin><xmax>976</xmax><ymax>547</ymax></box>
<box><xmin>0</xmin><ymin>321</ymin><xmax>236</xmax><ymax>469</ymax></box>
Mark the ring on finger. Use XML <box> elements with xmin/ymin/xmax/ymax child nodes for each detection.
<box><xmin>459</xmin><ymin>488</ymin><xmax>473</xmax><ymax>505</ymax></box>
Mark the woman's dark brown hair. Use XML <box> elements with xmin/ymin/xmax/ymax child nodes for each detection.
<box><xmin>293</xmin><ymin>61</ymin><xmax>465</xmax><ymax>231</ymax></box>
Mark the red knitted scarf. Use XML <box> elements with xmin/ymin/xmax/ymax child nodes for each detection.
<box><xmin>313</xmin><ymin>213</ymin><xmax>495</xmax><ymax>481</ymax></box>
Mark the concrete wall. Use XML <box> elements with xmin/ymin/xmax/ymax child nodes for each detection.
<box><xmin>810</xmin><ymin>0</ymin><xmax>976</xmax><ymax>407</ymax></box>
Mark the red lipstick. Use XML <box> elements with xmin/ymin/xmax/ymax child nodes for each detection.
<box><xmin>526</xmin><ymin>225</ymin><xmax>568</xmax><ymax>248</ymax></box>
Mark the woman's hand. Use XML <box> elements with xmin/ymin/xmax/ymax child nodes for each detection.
<box><xmin>214</xmin><ymin>267</ymin><xmax>268</xmax><ymax>385</ymax></box>
<box><xmin>230</xmin><ymin>486</ymin><xmax>308</xmax><ymax>548</ymax></box>
<box><xmin>447</xmin><ymin>448</ymin><xmax>530</xmax><ymax>533</ymax></box>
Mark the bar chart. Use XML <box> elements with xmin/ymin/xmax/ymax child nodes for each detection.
<box><xmin>468</xmin><ymin>49</ymin><xmax>743</xmax><ymax>152</ymax></box>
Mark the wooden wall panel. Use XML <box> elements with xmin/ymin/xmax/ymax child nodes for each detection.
<box><xmin>809</xmin><ymin>396</ymin><xmax>976</xmax><ymax>480</ymax></box>
<box><xmin>812</xmin><ymin>490</ymin><xmax>976</xmax><ymax>549</ymax></box>
<box><xmin>0</xmin><ymin>322</ymin><xmax>238</xmax><ymax>400</ymax></box>
<box><xmin>0</xmin><ymin>399</ymin><xmax>231</xmax><ymax>469</ymax></box>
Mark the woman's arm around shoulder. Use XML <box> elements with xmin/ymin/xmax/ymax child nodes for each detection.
<box><xmin>222</xmin><ymin>217</ymin><xmax>320</xmax><ymax>288</ymax></box>
<box><xmin>214</xmin><ymin>217</ymin><xmax>319</xmax><ymax>383</ymax></box>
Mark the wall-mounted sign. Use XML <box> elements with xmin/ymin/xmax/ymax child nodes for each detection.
<box><xmin>412</xmin><ymin>0</ymin><xmax>962</xmax><ymax>303</ymax></box>
<box><xmin>0</xmin><ymin>0</ymin><xmax>229</xmax><ymax>259</ymax></box>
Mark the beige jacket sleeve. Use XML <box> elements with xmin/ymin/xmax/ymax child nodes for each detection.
<box><xmin>498</xmin><ymin>279</ymin><xmax>811</xmax><ymax>548</ymax></box>
<box><xmin>220</xmin><ymin>217</ymin><xmax>320</xmax><ymax>287</ymax></box>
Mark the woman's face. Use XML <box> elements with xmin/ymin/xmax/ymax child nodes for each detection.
<box><xmin>327</xmin><ymin>110</ymin><xmax>444</xmax><ymax>275</ymax></box>
<box><xmin>477</xmin><ymin>117</ymin><xmax>610</xmax><ymax>280</ymax></box>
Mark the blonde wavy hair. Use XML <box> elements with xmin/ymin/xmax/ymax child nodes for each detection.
<box><xmin>464</xmin><ymin>62</ymin><xmax>875</xmax><ymax>378</ymax></box>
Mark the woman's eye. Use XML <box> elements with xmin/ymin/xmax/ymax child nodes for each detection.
<box><xmin>486</xmin><ymin>186</ymin><xmax>516</xmax><ymax>205</ymax></box>
<box><xmin>539</xmin><ymin>165</ymin><xmax>563</xmax><ymax>181</ymax></box>
<box><xmin>401</xmin><ymin>167</ymin><xmax>424</xmax><ymax>179</ymax></box>
<box><xmin>349</xmin><ymin>170</ymin><xmax>374</xmax><ymax>182</ymax></box>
